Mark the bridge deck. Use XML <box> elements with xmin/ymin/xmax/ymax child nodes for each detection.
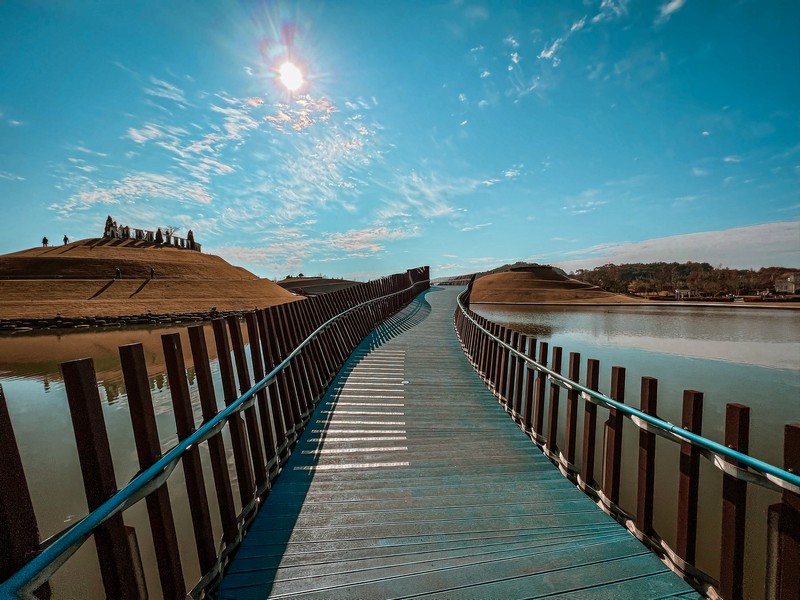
<box><xmin>218</xmin><ymin>287</ymin><xmax>700</xmax><ymax>599</ymax></box>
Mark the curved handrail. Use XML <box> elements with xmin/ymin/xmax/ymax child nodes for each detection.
<box><xmin>0</xmin><ymin>277</ymin><xmax>429</xmax><ymax>599</ymax></box>
<box><xmin>455</xmin><ymin>288</ymin><xmax>800</xmax><ymax>493</ymax></box>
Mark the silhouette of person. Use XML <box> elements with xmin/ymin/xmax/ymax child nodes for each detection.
<box><xmin>63</xmin><ymin>235</ymin><xmax>69</xmax><ymax>245</ymax></box>
<box><xmin>115</xmin><ymin>267</ymin><xmax>121</xmax><ymax>279</ymax></box>
<box><xmin>42</xmin><ymin>236</ymin><xmax>48</xmax><ymax>247</ymax></box>
<box><xmin>150</xmin><ymin>267</ymin><xmax>155</xmax><ymax>279</ymax></box>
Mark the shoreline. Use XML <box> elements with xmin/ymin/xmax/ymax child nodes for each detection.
<box><xmin>470</xmin><ymin>300</ymin><xmax>800</xmax><ymax>310</ymax></box>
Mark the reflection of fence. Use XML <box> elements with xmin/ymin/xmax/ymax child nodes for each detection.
<box><xmin>453</xmin><ymin>278</ymin><xmax>799</xmax><ymax>600</ymax></box>
<box><xmin>0</xmin><ymin>266</ymin><xmax>430</xmax><ymax>599</ymax></box>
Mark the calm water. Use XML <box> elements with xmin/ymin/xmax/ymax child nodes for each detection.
<box><xmin>473</xmin><ymin>302</ymin><xmax>800</xmax><ymax>599</ymax></box>
<box><xmin>0</xmin><ymin>323</ymin><xmax>246</xmax><ymax>599</ymax></box>
<box><xmin>2</xmin><ymin>307</ymin><xmax>798</xmax><ymax>598</ymax></box>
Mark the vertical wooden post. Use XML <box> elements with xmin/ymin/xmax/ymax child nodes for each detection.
<box><xmin>581</xmin><ymin>358</ymin><xmax>600</xmax><ymax>489</ymax></box>
<box><xmin>119</xmin><ymin>343</ymin><xmax>185</xmax><ymax>599</ymax></box>
<box><xmin>0</xmin><ymin>385</ymin><xmax>51</xmax><ymax>599</ymax></box>
<box><xmin>161</xmin><ymin>334</ymin><xmax>217</xmax><ymax>576</ymax></box>
<box><xmin>533</xmin><ymin>342</ymin><xmax>549</xmax><ymax>436</ymax></box>
<box><xmin>546</xmin><ymin>347</ymin><xmax>563</xmax><ymax>456</ymax></box>
<box><xmin>767</xmin><ymin>423</ymin><xmax>799</xmax><ymax>600</ymax></box>
<box><xmin>226</xmin><ymin>315</ymin><xmax>268</xmax><ymax>489</ymax></box>
<box><xmin>603</xmin><ymin>366</ymin><xmax>625</xmax><ymax>506</ymax></box>
<box><xmin>504</xmin><ymin>331</ymin><xmax>519</xmax><ymax>407</ymax></box>
<box><xmin>61</xmin><ymin>358</ymin><xmax>139</xmax><ymax>599</ymax></box>
<box><xmin>719</xmin><ymin>403</ymin><xmax>749</xmax><ymax>600</ymax></box>
<box><xmin>522</xmin><ymin>337</ymin><xmax>536</xmax><ymax>433</ymax></box>
<box><xmin>212</xmin><ymin>318</ymin><xmax>255</xmax><ymax>505</ymax></box>
<box><xmin>187</xmin><ymin>325</ymin><xmax>237</xmax><ymax>544</ymax></box>
<box><xmin>676</xmin><ymin>390</ymin><xmax>704</xmax><ymax>566</ymax></box>
<box><xmin>245</xmin><ymin>313</ymin><xmax>277</xmax><ymax>472</ymax></box>
<box><xmin>512</xmin><ymin>335</ymin><xmax>526</xmax><ymax>418</ymax></box>
<box><xmin>491</xmin><ymin>325</ymin><xmax>505</xmax><ymax>395</ymax></box>
<box><xmin>636</xmin><ymin>377</ymin><xmax>658</xmax><ymax>538</ymax></box>
<box><xmin>257</xmin><ymin>310</ymin><xmax>288</xmax><ymax>456</ymax></box>
<box><xmin>564</xmin><ymin>353</ymin><xmax>581</xmax><ymax>468</ymax></box>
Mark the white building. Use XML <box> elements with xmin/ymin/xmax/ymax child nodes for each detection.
<box><xmin>775</xmin><ymin>273</ymin><xmax>798</xmax><ymax>294</ymax></box>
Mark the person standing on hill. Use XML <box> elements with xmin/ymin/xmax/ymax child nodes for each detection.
<box><xmin>42</xmin><ymin>236</ymin><xmax>48</xmax><ymax>247</ymax></box>
<box><xmin>63</xmin><ymin>235</ymin><xmax>69</xmax><ymax>245</ymax></box>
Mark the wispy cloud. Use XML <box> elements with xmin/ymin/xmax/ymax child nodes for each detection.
<box><xmin>208</xmin><ymin>225</ymin><xmax>420</xmax><ymax>274</ymax></box>
<box><xmin>691</xmin><ymin>167</ymin><xmax>709</xmax><ymax>176</ymax></box>
<box><xmin>592</xmin><ymin>0</ymin><xmax>629</xmax><ymax>24</ymax></box>
<box><xmin>0</xmin><ymin>171</ymin><xmax>25</xmax><ymax>181</ymax></box>
<box><xmin>51</xmin><ymin>172</ymin><xmax>212</xmax><ymax>218</ymax></box>
<box><xmin>551</xmin><ymin>221</ymin><xmax>800</xmax><ymax>271</ymax></box>
<box><xmin>144</xmin><ymin>77</ymin><xmax>188</xmax><ymax>106</ymax></box>
<box><xmin>656</xmin><ymin>0</ymin><xmax>687</xmax><ymax>24</ymax></box>
<box><xmin>461</xmin><ymin>222</ymin><xmax>493</xmax><ymax>232</ymax></box>
<box><xmin>562</xmin><ymin>189</ymin><xmax>607</xmax><ymax>215</ymax></box>
<box><xmin>384</xmin><ymin>170</ymin><xmax>483</xmax><ymax>221</ymax></box>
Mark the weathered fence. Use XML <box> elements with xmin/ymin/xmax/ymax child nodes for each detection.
<box><xmin>453</xmin><ymin>279</ymin><xmax>799</xmax><ymax>600</ymax></box>
<box><xmin>0</xmin><ymin>267</ymin><xmax>430</xmax><ymax>600</ymax></box>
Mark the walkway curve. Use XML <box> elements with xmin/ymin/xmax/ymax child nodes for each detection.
<box><xmin>218</xmin><ymin>287</ymin><xmax>699</xmax><ymax>599</ymax></box>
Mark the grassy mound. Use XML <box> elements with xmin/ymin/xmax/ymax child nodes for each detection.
<box><xmin>0</xmin><ymin>239</ymin><xmax>298</xmax><ymax>319</ymax></box>
<box><xmin>470</xmin><ymin>266</ymin><xmax>644</xmax><ymax>304</ymax></box>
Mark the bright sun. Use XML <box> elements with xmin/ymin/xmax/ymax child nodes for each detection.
<box><xmin>278</xmin><ymin>61</ymin><xmax>303</xmax><ymax>92</ymax></box>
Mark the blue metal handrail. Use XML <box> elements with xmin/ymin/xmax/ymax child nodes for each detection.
<box><xmin>0</xmin><ymin>277</ymin><xmax>429</xmax><ymax>600</ymax></box>
<box><xmin>455</xmin><ymin>288</ymin><xmax>800</xmax><ymax>494</ymax></box>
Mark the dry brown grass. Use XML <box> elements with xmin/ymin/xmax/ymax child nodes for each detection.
<box><xmin>470</xmin><ymin>267</ymin><xmax>645</xmax><ymax>304</ymax></box>
<box><xmin>0</xmin><ymin>239</ymin><xmax>299</xmax><ymax>319</ymax></box>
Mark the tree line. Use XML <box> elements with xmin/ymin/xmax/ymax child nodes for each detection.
<box><xmin>570</xmin><ymin>262</ymin><xmax>796</xmax><ymax>297</ymax></box>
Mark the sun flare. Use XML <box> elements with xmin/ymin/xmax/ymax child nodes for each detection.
<box><xmin>278</xmin><ymin>61</ymin><xmax>303</xmax><ymax>92</ymax></box>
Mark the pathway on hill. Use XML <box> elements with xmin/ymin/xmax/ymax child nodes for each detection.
<box><xmin>217</xmin><ymin>287</ymin><xmax>700</xmax><ymax>599</ymax></box>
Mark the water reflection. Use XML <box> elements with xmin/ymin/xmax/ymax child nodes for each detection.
<box><xmin>0</xmin><ymin>323</ymin><xmax>246</xmax><ymax>599</ymax></box>
<box><xmin>475</xmin><ymin>304</ymin><xmax>800</xmax><ymax>370</ymax></box>
<box><xmin>0</xmin><ymin>324</ymin><xmax>219</xmax><ymax>400</ymax></box>
<box><xmin>473</xmin><ymin>302</ymin><xmax>800</xmax><ymax>599</ymax></box>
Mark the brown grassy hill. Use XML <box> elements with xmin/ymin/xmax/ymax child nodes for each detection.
<box><xmin>470</xmin><ymin>266</ymin><xmax>645</xmax><ymax>304</ymax></box>
<box><xmin>0</xmin><ymin>238</ymin><xmax>299</xmax><ymax>319</ymax></box>
<box><xmin>276</xmin><ymin>276</ymin><xmax>361</xmax><ymax>296</ymax></box>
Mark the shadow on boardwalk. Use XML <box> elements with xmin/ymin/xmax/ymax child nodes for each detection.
<box><xmin>220</xmin><ymin>290</ymin><xmax>435</xmax><ymax>597</ymax></box>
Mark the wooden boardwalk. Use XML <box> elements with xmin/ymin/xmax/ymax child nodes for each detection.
<box><xmin>218</xmin><ymin>287</ymin><xmax>701</xmax><ymax>599</ymax></box>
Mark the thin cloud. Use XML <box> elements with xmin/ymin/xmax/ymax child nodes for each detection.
<box><xmin>562</xmin><ymin>189</ymin><xmax>607</xmax><ymax>215</ymax></box>
<box><xmin>51</xmin><ymin>172</ymin><xmax>213</xmax><ymax>217</ymax></box>
<box><xmin>144</xmin><ymin>77</ymin><xmax>188</xmax><ymax>106</ymax></box>
<box><xmin>552</xmin><ymin>221</ymin><xmax>800</xmax><ymax>271</ymax></box>
<box><xmin>461</xmin><ymin>222</ymin><xmax>493</xmax><ymax>232</ymax></box>
<box><xmin>656</xmin><ymin>0</ymin><xmax>687</xmax><ymax>24</ymax></box>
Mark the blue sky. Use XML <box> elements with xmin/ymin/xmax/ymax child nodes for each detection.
<box><xmin>1</xmin><ymin>0</ymin><xmax>798</xmax><ymax>279</ymax></box>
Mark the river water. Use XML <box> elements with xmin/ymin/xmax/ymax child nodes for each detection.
<box><xmin>0</xmin><ymin>323</ymin><xmax>244</xmax><ymax>598</ymax></box>
<box><xmin>1</xmin><ymin>306</ymin><xmax>798</xmax><ymax>598</ymax></box>
<box><xmin>472</xmin><ymin>302</ymin><xmax>800</xmax><ymax>598</ymax></box>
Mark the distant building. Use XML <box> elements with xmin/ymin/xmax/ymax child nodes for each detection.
<box><xmin>675</xmin><ymin>288</ymin><xmax>692</xmax><ymax>300</ymax></box>
<box><xmin>775</xmin><ymin>273</ymin><xmax>798</xmax><ymax>294</ymax></box>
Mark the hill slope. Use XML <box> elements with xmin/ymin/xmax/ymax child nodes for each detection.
<box><xmin>0</xmin><ymin>238</ymin><xmax>298</xmax><ymax>319</ymax></box>
<box><xmin>470</xmin><ymin>266</ymin><xmax>644</xmax><ymax>304</ymax></box>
